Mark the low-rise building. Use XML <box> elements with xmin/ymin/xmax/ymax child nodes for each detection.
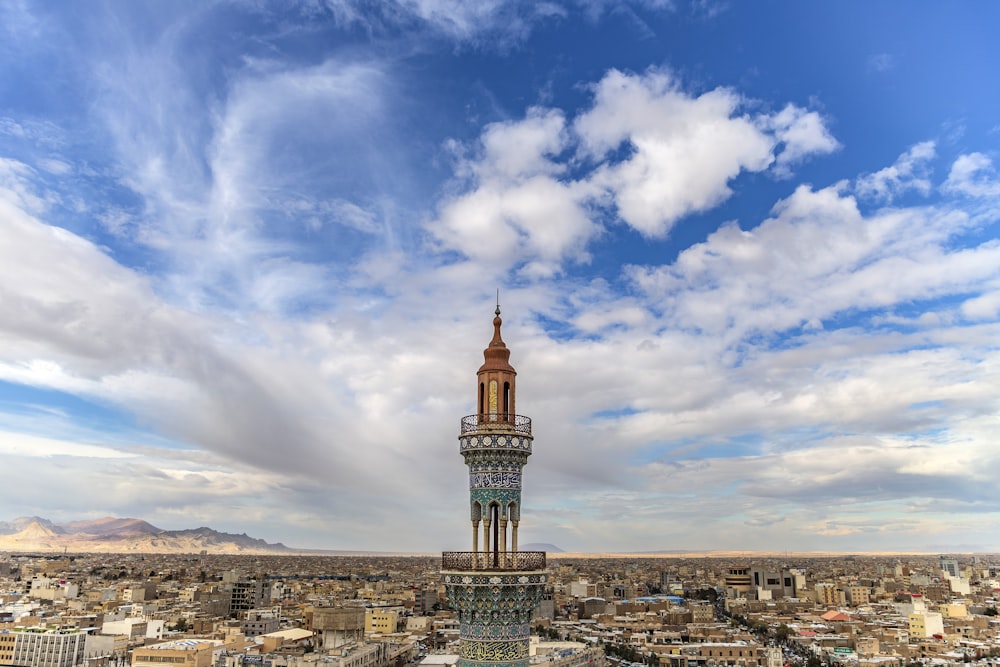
<box><xmin>132</xmin><ymin>639</ymin><xmax>221</xmax><ymax>667</ymax></box>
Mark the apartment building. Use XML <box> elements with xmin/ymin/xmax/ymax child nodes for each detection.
<box><xmin>241</xmin><ymin>609</ymin><xmax>280</xmax><ymax>637</ymax></box>
<box><xmin>1</xmin><ymin>627</ymin><xmax>89</xmax><ymax>667</ymax></box>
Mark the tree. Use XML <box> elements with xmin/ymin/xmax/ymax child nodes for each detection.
<box><xmin>984</xmin><ymin>607</ymin><xmax>998</xmax><ymax>616</ymax></box>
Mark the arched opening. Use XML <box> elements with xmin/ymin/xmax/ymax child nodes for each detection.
<box><xmin>479</xmin><ymin>382</ymin><xmax>485</xmax><ymax>417</ymax></box>
<box><xmin>503</xmin><ymin>381</ymin><xmax>511</xmax><ymax>419</ymax></box>
<box><xmin>471</xmin><ymin>500</ymin><xmax>482</xmax><ymax>553</ymax></box>
<box><xmin>490</xmin><ymin>503</ymin><xmax>500</xmax><ymax>567</ymax></box>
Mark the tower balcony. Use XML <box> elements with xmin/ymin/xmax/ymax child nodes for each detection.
<box><xmin>460</xmin><ymin>413</ymin><xmax>532</xmax><ymax>436</ymax></box>
<box><xmin>441</xmin><ymin>550</ymin><xmax>546</xmax><ymax>572</ymax></box>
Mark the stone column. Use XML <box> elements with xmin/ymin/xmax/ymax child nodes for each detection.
<box><xmin>499</xmin><ymin>519</ymin><xmax>508</xmax><ymax>566</ymax></box>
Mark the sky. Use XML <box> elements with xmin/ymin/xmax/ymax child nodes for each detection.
<box><xmin>1</xmin><ymin>0</ymin><xmax>999</xmax><ymax>554</ymax></box>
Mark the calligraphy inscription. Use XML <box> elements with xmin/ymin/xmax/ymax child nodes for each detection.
<box><xmin>470</xmin><ymin>471</ymin><xmax>521</xmax><ymax>489</ymax></box>
<box><xmin>461</xmin><ymin>640</ymin><xmax>527</xmax><ymax>661</ymax></box>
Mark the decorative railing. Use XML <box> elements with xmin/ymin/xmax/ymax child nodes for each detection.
<box><xmin>441</xmin><ymin>551</ymin><xmax>546</xmax><ymax>571</ymax></box>
<box><xmin>460</xmin><ymin>414</ymin><xmax>532</xmax><ymax>436</ymax></box>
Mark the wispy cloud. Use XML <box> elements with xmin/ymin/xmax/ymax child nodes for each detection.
<box><xmin>856</xmin><ymin>141</ymin><xmax>936</xmax><ymax>202</ymax></box>
<box><xmin>867</xmin><ymin>52</ymin><xmax>895</xmax><ymax>73</ymax></box>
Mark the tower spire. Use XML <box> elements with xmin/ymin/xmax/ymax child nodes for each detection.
<box><xmin>479</xmin><ymin>304</ymin><xmax>515</xmax><ymax>416</ymax></box>
<box><xmin>442</xmin><ymin>301</ymin><xmax>547</xmax><ymax>667</ymax></box>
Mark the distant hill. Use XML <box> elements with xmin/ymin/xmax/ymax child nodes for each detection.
<box><xmin>0</xmin><ymin>516</ymin><xmax>290</xmax><ymax>554</ymax></box>
<box><xmin>0</xmin><ymin>516</ymin><xmax>65</xmax><ymax>535</ymax></box>
<box><xmin>520</xmin><ymin>542</ymin><xmax>564</xmax><ymax>553</ymax></box>
<box><xmin>61</xmin><ymin>517</ymin><xmax>162</xmax><ymax>537</ymax></box>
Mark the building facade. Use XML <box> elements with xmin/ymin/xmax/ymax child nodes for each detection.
<box><xmin>2</xmin><ymin>627</ymin><xmax>89</xmax><ymax>667</ymax></box>
<box><xmin>442</xmin><ymin>306</ymin><xmax>547</xmax><ymax>667</ymax></box>
<box><xmin>132</xmin><ymin>639</ymin><xmax>219</xmax><ymax>667</ymax></box>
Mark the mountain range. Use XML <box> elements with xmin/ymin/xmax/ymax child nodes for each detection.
<box><xmin>0</xmin><ymin>516</ymin><xmax>290</xmax><ymax>554</ymax></box>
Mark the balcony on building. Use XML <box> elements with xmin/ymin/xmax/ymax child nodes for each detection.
<box><xmin>441</xmin><ymin>551</ymin><xmax>546</xmax><ymax>572</ymax></box>
<box><xmin>460</xmin><ymin>413</ymin><xmax>532</xmax><ymax>436</ymax></box>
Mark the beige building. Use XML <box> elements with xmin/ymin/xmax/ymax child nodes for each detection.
<box><xmin>568</xmin><ymin>580</ymin><xmax>599</xmax><ymax>598</ymax></box>
<box><xmin>101</xmin><ymin>618</ymin><xmax>148</xmax><ymax>642</ymax></box>
<box><xmin>815</xmin><ymin>583</ymin><xmax>845</xmax><ymax>607</ymax></box>
<box><xmin>940</xmin><ymin>602</ymin><xmax>968</xmax><ymax>618</ymax></box>
<box><xmin>259</xmin><ymin>628</ymin><xmax>313</xmax><ymax>653</ymax></box>
<box><xmin>365</xmin><ymin>608</ymin><xmax>403</xmax><ymax>635</ymax></box>
<box><xmin>846</xmin><ymin>586</ymin><xmax>870</xmax><ymax>607</ymax></box>
<box><xmin>908</xmin><ymin>612</ymin><xmax>944</xmax><ymax>639</ymax></box>
<box><xmin>310</xmin><ymin>607</ymin><xmax>365</xmax><ymax>649</ymax></box>
<box><xmin>689</xmin><ymin>602</ymin><xmax>715</xmax><ymax>623</ymax></box>
<box><xmin>132</xmin><ymin>640</ymin><xmax>221</xmax><ymax>667</ymax></box>
<box><xmin>529</xmin><ymin>640</ymin><xmax>606</xmax><ymax>667</ymax></box>
<box><xmin>656</xmin><ymin>643</ymin><xmax>780</xmax><ymax>667</ymax></box>
<box><xmin>854</xmin><ymin>637</ymin><xmax>879</xmax><ymax>656</ymax></box>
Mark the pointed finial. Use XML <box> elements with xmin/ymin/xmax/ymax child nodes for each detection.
<box><xmin>496</xmin><ymin>289</ymin><xmax>501</xmax><ymax>316</ymax></box>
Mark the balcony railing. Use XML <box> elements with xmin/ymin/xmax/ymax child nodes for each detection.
<box><xmin>460</xmin><ymin>413</ymin><xmax>532</xmax><ymax>436</ymax></box>
<box><xmin>441</xmin><ymin>550</ymin><xmax>546</xmax><ymax>571</ymax></box>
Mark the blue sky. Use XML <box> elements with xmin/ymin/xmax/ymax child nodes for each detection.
<box><xmin>1</xmin><ymin>0</ymin><xmax>999</xmax><ymax>553</ymax></box>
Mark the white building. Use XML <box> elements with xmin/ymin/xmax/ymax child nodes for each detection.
<box><xmin>6</xmin><ymin>627</ymin><xmax>89</xmax><ymax>667</ymax></box>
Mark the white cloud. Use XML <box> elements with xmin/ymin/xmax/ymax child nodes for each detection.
<box><xmin>432</xmin><ymin>68</ymin><xmax>840</xmax><ymax>270</ymax></box>
<box><xmin>306</xmin><ymin>0</ymin><xmax>565</xmax><ymax>44</ymax></box>
<box><xmin>856</xmin><ymin>141</ymin><xmax>936</xmax><ymax>201</ymax></box>
<box><xmin>474</xmin><ymin>108</ymin><xmax>568</xmax><ymax>181</ymax></box>
<box><xmin>961</xmin><ymin>289</ymin><xmax>1000</xmax><ymax>321</ymax></box>
<box><xmin>943</xmin><ymin>152</ymin><xmax>1000</xmax><ymax>198</ymax></box>
<box><xmin>0</xmin><ymin>431</ymin><xmax>134</xmax><ymax>459</ymax></box>
<box><xmin>430</xmin><ymin>109</ymin><xmax>600</xmax><ymax>276</ymax></box>
<box><xmin>576</xmin><ymin>69</ymin><xmax>774</xmax><ymax>236</ymax></box>
<box><xmin>627</xmin><ymin>182</ymin><xmax>993</xmax><ymax>340</ymax></box>
<box><xmin>764</xmin><ymin>104</ymin><xmax>840</xmax><ymax>176</ymax></box>
<box><xmin>0</xmin><ymin>158</ymin><xmax>55</xmax><ymax>213</ymax></box>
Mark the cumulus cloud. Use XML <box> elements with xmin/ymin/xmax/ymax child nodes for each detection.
<box><xmin>431</xmin><ymin>68</ymin><xmax>838</xmax><ymax>272</ymax></box>
<box><xmin>430</xmin><ymin>109</ymin><xmax>600</xmax><ymax>276</ymax></box>
<box><xmin>764</xmin><ymin>104</ymin><xmax>841</xmax><ymax>176</ymax></box>
<box><xmin>943</xmin><ymin>152</ymin><xmax>1000</xmax><ymax>197</ymax></box>
<box><xmin>575</xmin><ymin>69</ymin><xmax>774</xmax><ymax>236</ymax></box>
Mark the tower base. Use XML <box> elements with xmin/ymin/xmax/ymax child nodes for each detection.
<box><xmin>443</xmin><ymin>569</ymin><xmax>547</xmax><ymax>667</ymax></box>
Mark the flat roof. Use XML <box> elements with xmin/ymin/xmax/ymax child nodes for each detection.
<box><xmin>420</xmin><ymin>655</ymin><xmax>460</xmax><ymax>666</ymax></box>
<box><xmin>261</xmin><ymin>628</ymin><xmax>313</xmax><ymax>641</ymax></box>
<box><xmin>144</xmin><ymin>640</ymin><xmax>222</xmax><ymax>651</ymax></box>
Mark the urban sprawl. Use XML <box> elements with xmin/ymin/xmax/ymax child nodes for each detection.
<box><xmin>1</xmin><ymin>553</ymin><xmax>998</xmax><ymax>667</ymax></box>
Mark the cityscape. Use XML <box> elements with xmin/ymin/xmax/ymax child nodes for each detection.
<box><xmin>1</xmin><ymin>551</ymin><xmax>999</xmax><ymax>667</ymax></box>
<box><xmin>2</xmin><ymin>4</ymin><xmax>1000</xmax><ymax>667</ymax></box>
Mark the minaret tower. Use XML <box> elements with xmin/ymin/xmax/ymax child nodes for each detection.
<box><xmin>442</xmin><ymin>305</ymin><xmax>547</xmax><ymax>667</ymax></box>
